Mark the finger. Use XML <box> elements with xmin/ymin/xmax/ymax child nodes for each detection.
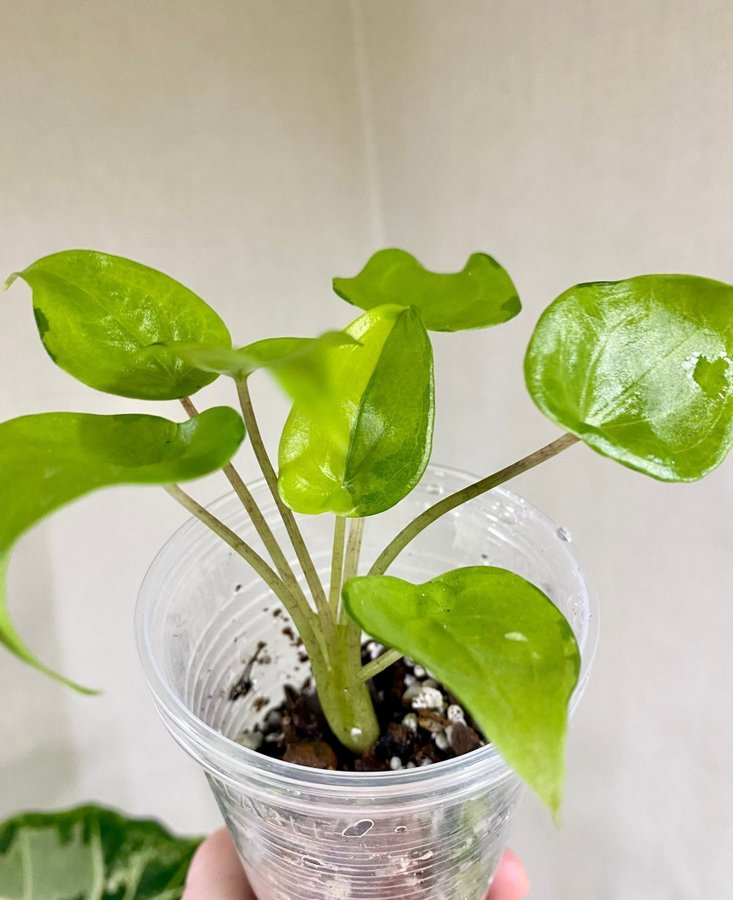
<box><xmin>486</xmin><ymin>848</ymin><xmax>531</xmax><ymax>900</ymax></box>
<box><xmin>183</xmin><ymin>827</ymin><xmax>254</xmax><ymax>900</ymax></box>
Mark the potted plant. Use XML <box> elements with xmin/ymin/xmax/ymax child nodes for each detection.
<box><xmin>1</xmin><ymin>248</ymin><xmax>730</xmax><ymax>897</ymax></box>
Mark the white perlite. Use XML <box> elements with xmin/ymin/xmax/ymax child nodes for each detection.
<box><xmin>401</xmin><ymin>712</ymin><xmax>419</xmax><ymax>732</ymax></box>
<box><xmin>447</xmin><ymin>704</ymin><xmax>465</xmax><ymax>723</ymax></box>
<box><xmin>410</xmin><ymin>686</ymin><xmax>444</xmax><ymax>710</ymax></box>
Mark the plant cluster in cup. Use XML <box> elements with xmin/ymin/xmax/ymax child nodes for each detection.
<box><xmin>2</xmin><ymin>248</ymin><xmax>732</xmax><ymax>817</ymax></box>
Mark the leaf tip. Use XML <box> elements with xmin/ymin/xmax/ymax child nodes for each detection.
<box><xmin>72</xmin><ymin>681</ymin><xmax>102</xmax><ymax>697</ymax></box>
<box><xmin>48</xmin><ymin>665</ymin><xmax>100</xmax><ymax>696</ymax></box>
<box><xmin>3</xmin><ymin>271</ymin><xmax>21</xmax><ymax>291</ymax></box>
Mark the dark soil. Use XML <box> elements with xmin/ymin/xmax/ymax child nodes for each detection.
<box><xmin>232</xmin><ymin>641</ymin><xmax>485</xmax><ymax>771</ymax></box>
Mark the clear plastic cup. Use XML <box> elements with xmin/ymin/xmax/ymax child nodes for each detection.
<box><xmin>136</xmin><ymin>465</ymin><xmax>598</xmax><ymax>899</ymax></box>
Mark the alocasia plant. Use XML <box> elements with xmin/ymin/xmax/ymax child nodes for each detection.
<box><xmin>2</xmin><ymin>248</ymin><xmax>731</xmax><ymax>815</ymax></box>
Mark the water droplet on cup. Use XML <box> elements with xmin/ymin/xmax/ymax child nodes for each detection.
<box><xmin>556</xmin><ymin>526</ymin><xmax>572</xmax><ymax>542</ymax></box>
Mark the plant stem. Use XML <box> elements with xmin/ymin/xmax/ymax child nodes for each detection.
<box><xmin>179</xmin><ymin>397</ymin><xmax>312</xmax><ymax>615</ymax></box>
<box><xmin>339</xmin><ymin>516</ymin><xmax>364</xmax><ymax>624</ymax></box>
<box><xmin>163</xmin><ymin>483</ymin><xmax>326</xmax><ymax>666</ymax></box>
<box><xmin>329</xmin><ymin>516</ymin><xmax>346</xmax><ymax>618</ymax></box>
<box><xmin>370</xmin><ymin>432</ymin><xmax>580</xmax><ymax>576</ymax></box>
<box><xmin>310</xmin><ymin>514</ymin><xmax>379</xmax><ymax>753</ymax></box>
<box><xmin>235</xmin><ymin>377</ymin><xmax>334</xmax><ymax>635</ymax></box>
<box><xmin>343</xmin><ymin>518</ymin><xmax>365</xmax><ymax>582</ymax></box>
<box><xmin>316</xmin><ymin>627</ymin><xmax>380</xmax><ymax>752</ymax></box>
<box><xmin>342</xmin><ymin>519</ymin><xmax>368</xmax><ymax>702</ymax></box>
<box><xmin>359</xmin><ymin>648</ymin><xmax>402</xmax><ymax>682</ymax></box>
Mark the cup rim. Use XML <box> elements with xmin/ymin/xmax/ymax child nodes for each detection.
<box><xmin>135</xmin><ymin>463</ymin><xmax>599</xmax><ymax>793</ymax></box>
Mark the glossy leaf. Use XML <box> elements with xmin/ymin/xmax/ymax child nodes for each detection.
<box><xmin>278</xmin><ymin>304</ymin><xmax>434</xmax><ymax>517</ymax></box>
<box><xmin>333</xmin><ymin>248</ymin><xmax>521</xmax><ymax>332</ymax></box>
<box><xmin>525</xmin><ymin>275</ymin><xmax>733</xmax><ymax>481</ymax></box>
<box><xmin>0</xmin><ymin>805</ymin><xmax>200</xmax><ymax>899</ymax></box>
<box><xmin>343</xmin><ymin>567</ymin><xmax>580</xmax><ymax>812</ymax></box>
<box><xmin>6</xmin><ymin>250</ymin><xmax>231</xmax><ymax>400</ymax></box>
<box><xmin>0</xmin><ymin>407</ymin><xmax>245</xmax><ymax>690</ymax></box>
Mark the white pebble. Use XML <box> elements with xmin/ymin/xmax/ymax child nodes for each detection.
<box><xmin>389</xmin><ymin>756</ymin><xmax>403</xmax><ymax>770</ymax></box>
<box><xmin>422</xmin><ymin>678</ymin><xmax>438</xmax><ymax>689</ymax></box>
<box><xmin>402</xmin><ymin>712</ymin><xmax>418</xmax><ymax>732</ymax></box>
<box><xmin>406</xmin><ymin>761</ymin><xmax>416</xmax><ymax>769</ymax></box>
<box><xmin>265</xmin><ymin>710</ymin><xmax>282</xmax><ymax>726</ymax></box>
<box><xmin>413</xmin><ymin>665</ymin><xmax>426</xmax><ymax>678</ymax></box>
<box><xmin>411</xmin><ymin>686</ymin><xmax>444</xmax><ymax>711</ymax></box>
<box><xmin>434</xmin><ymin>732</ymin><xmax>450</xmax><ymax>752</ymax></box>
<box><xmin>264</xmin><ymin>731</ymin><xmax>283</xmax><ymax>744</ymax></box>
<box><xmin>447</xmin><ymin>704</ymin><xmax>465</xmax><ymax>723</ymax></box>
<box><xmin>419</xmin><ymin>758</ymin><xmax>431</xmax><ymax>767</ymax></box>
<box><xmin>403</xmin><ymin>673</ymin><xmax>416</xmax><ymax>687</ymax></box>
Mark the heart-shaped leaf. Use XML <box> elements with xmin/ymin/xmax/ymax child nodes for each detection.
<box><xmin>525</xmin><ymin>274</ymin><xmax>733</xmax><ymax>481</ymax></box>
<box><xmin>278</xmin><ymin>304</ymin><xmax>434</xmax><ymax>517</ymax></box>
<box><xmin>0</xmin><ymin>805</ymin><xmax>200</xmax><ymax>899</ymax></box>
<box><xmin>6</xmin><ymin>250</ymin><xmax>231</xmax><ymax>400</ymax></box>
<box><xmin>343</xmin><ymin>567</ymin><xmax>580</xmax><ymax>812</ymax></box>
<box><xmin>333</xmin><ymin>249</ymin><xmax>521</xmax><ymax>332</ymax></box>
<box><xmin>0</xmin><ymin>407</ymin><xmax>245</xmax><ymax>690</ymax></box>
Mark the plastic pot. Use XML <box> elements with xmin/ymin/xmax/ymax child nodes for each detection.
<box><xmin>136</xmin><ymin>465</ymin><xmax>598</xmax><ymax>899</ymax></box>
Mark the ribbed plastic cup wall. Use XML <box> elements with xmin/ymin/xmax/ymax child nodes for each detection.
<box><xmin>136</xmin><ymin>466</ymin><xmax>598</xmax><ymax>899</ymax></box>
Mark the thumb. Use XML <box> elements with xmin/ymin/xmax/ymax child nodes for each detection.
<box><xmin>486</xmin><ymin>849</ymin><xmax>531</xmax><ymax>899</ymax></box>
<box><xmin>183</xmin><ymin>828</ymin><xmax>254</xmax><ymax>900</ymax></box>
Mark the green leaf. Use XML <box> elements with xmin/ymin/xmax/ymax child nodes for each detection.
<box><xmin>152</xmin><ymin>331</ymin><xmax>358</xmax><ymax>435</ymax></box>
<box><xmin>156</xmin><ymin>331</ymin><xmax>356</xmax><ymax>379</ymax></box>
<box><xmin>6</xmin><ymin>250</ymin><xmax>231</xmax><ymax>400</ymax></box>
<box><xmin>525</xmin><ymin>274</ymin><xmax>733</xmax><ymax>481</ymax></box>
<box><xmin>333</xmin><ymin>249</ymin><xmax>521</xmax><ymax>332</ymax></box>
<box><xmin>343</xmin><ymin>567</ymin><xmax>580</xmax><ymax>812</ymax></box>
<box><xmin>278</xmin><ymin>304</ymin><xmax>434</xmax><ymax>517</ymax></box>
<box><xmin>0</xmin><ymin>805</ymin><xmax>200</xmax><ymax>899</ymax></box>
<box><xmin>0</xmin><ymin>407</ymin><xmax>245</xmax><ymax>690</ymax></box>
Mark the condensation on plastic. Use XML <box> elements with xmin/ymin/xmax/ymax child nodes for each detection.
<box><xmin>136</xmin><ymin>466</ymin><xmax>598</xmax><ymax>900</ymax></box>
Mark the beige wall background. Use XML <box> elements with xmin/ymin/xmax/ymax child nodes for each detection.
<box><xmin>1</xmin><ymin>2</ymin><xmax>732</xmax><ymax>898</ymax></box>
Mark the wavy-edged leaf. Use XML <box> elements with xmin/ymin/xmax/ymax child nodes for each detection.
<box><xmin>6</xmin><ymin>250</ymin><xmax>231</xmax><ymax>400</ymax></box>
<box><xmin>0</xmin><ymin>407</ymin><xmax>245</xmax><ymax>690</ymax></box>
<box><xmin>0</xmin><ymin>805</ymin><xmax>200</xmax><ymax>899</ymax></box>
<box><xmin>278</xmin><ymin>305</ymin><xmax>434</xmax><ymax>517</ymax></box>
<box><xmin>343</xmin><ymin>567</ymin><xmax>580</xmax><ymax>812</ymax></box>
<box><xmin>333</xmin><ymin>249</ymin><xmax>521</xmax><ymax>332</ymax></box>
<box><xmin>525</xmin><ymin>274</ymin><xmax>733</xmax><ymax>481</ymax></box>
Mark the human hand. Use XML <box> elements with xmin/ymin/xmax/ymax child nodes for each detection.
<box><xmin>183</xmin><ymin>828</ymin><xmax>530</xmax><ymax>899</ymax></box>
